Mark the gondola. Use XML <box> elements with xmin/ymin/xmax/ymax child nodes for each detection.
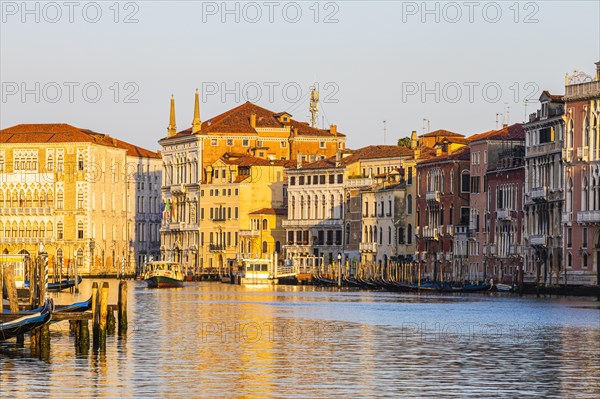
<box><xmin>24</xmin><ymin>276</ymin><xmax>83</xmax><ymax>292</ymax></box>
<box><xmin>462</xmin><ymin>283</ymin><xmax>491</xmax><ymax>292</ymax></box>
<box><xmin>0</xmin><ymin>299</ymin><xmax>53</xmax><ymax>341</ymax></box>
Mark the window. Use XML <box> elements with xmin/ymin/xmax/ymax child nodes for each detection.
<box><xmin>257</xmin><ymin>140</ymin><xmax>263</xmax><ymax>147</ymax></box>
<box><xmin>234</xmin><ymin>207</ymin><xmax>239</xmax><ymax>219</ymax></box>
<box><xmin>407</xmin><ymin>224</ymin><xmax>412</xmax><ymax>244</ymax></box>
<box><xmin>329</xmin><ymin>175</ymin><xmax>334</xmax><ymax>184</ymax></box>
<box><xmin>226</xmin><ymin>139</ymin><xmax>233</xmax><ymax>146</ymax></box>
<box><xmin>77</xmin><ymin>221</ymin><xmax>84</xmax><ymax>239</ymax></box>
<box><xmin>583</xmin><ymin>253</ymin><xmax>588</xmax><ymax>268</ymax></box>
<box><xmin>567</xmin><ymin>228</ymin><xmax>572</xmax><ymax>248</ymax></box>
<box><xmin>407</xmin><ymin>167</ymin><xmax>413</xmax><ymax>185</ymax></box>
<box><xmin>280</xmin><ymin>141</ymin><xmax>287</xmax><ymax>148</ymax></box>
<box><xmin>57</xmin><ymin>222</ymin><xmax>64</xmax><ymax>239</ymax></box>
<box><xmin>262</xmin><ymin>219</ymin><xmax>268</xmax><ymax>230</ymax></box>
<box><xmin>76</xmin><ymin>249</ymin><xmax>83</xmax><ymax>269</ymax></box>
<box><xmin>290</xmin><ymin>176</ymin><xmax>296</xmax><ymax>186</ymax></box>
<box><xmin>78</xmin><ymin>154</ymin><xmax>84</xmax><ymax>170</ymax></box>
<box><xmin>461</xmin><ymin>171</ymin><xmax>471</xmax><ymax>193</ymax></box>
<box><xmin>211</xmin><ymin>139</ymin><xmax>218</xmax><ymax>146</ymax></box>
<box><xmin>56</xmin><ymin>248</ymin><xmax>63</xmax><ymax>267</ymax></box>
<box><xmin>319</xmin><ymin>141</ymin><xmax>326</xmax><ymax>148</ymax></box>
<box><xmin>583</xmin><ymin>228</ymin><xmax>588</xmax><ymax>248</ymax></box>
<box><xmin>567</xmin><ymin>253</ymin><xmax>572</xmax><ymax>268</ymax></box>
<box><xmin>406</xmin><ymin>195</ymin><xmax>412</xmax><ymax>214</ymax></box>
<box><xmin>337</xmin><ymin>174</ymin><xmax>343</xmax><ymax>184</ymax></box>
<box><xmin>242</xmin><ymin>139</ymin><xmax>249</xmax><ymax>146</ymax></box>
<box><xmin>77</xmin><ymin>190</ymin><xmax>84</xmax><ymax>209</ymax></box>
<box><xmin>262</xmin><ymin>241</ymin><xmax>268</xmax><ymax>254</ymax></box>
<box><xmin>57</xmin><ymin>190</ymin><xmax>64</xmax><ymax>209</ymax></box>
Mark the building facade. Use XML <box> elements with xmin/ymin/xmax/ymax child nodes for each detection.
<box><xmin>0</xmin><ymin>123</ymin><xmax>161</xmax><ymax>275</ymax></box>
<box><xmin>562</xmin><ymin>62</ymin><xmax>600</xmax><ymax>286</ymax></box>
<box><xmin>523</xmin><ymin>91</ymin><xmax>566</xmax><ymax>286</ymax></box>
<box><xmin>159</xmin><ymin>91</ymin><xmax>345</xmax><ymax>271</ymax></box>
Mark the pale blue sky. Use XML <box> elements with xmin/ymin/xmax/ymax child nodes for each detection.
<box><xmin>1</xmin><ymin>1</ymin><xmax>599</xmax><ymax>150</ymax></box>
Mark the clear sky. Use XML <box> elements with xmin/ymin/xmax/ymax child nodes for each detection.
<box><xmin>1</xmin><ymin>1</ymin><xmax>599</xmax><ymax>150</ymax></box>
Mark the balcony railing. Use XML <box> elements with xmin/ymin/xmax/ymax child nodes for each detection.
<box><xmin>425</xmin><ymin>191</ymin><xmax>441</xmax><ymax>202</ymax></box>
<box><xmin>0</xmin><ymin>237</ymin><xmax>51</xmax><ymax>245</ymax></box>
<box><xmin>208</xmin><ymin>244</ymin><xmax>225</xmax><ymax>252</ymax></box>
<box><xmin>526</xmin><ymin>141</ymin><xmax>562</xmax><ymax>156</ymax></box>
<box><xmin>529</xmin><ymin>234</ymin><xmax>547</xmax><ymax>246</ymax></box>
<box><xmin>359</xmin><ymin>242</ymin><xmax>377</xmax><ymax>252</ymax></box>
<box><xmin>496</xmin><ymin>208</ymin><xmax>512</xmax><ymax>220</ymax></box>
<box><xmin>565</xmin><ymin>80</ymin><xmax>600</xmax><ymax>100</ymax></box>
<box><xmin>562</xmin><ymin>212</ymin><xmax>572</xmax><ymax>223</ymax></box>
<box><xmin>422</xmin><ymin>226</ymin><xmax>438</xmax><ymax>240</ymax></box>
<box><xmin>0</xmin><ymin>207</ymin><xmax>53</xmax><ymax>215</ymax></box>
<box><xmin>345</xmin><ymin>177</ymin><xmax>375</xmax><ymax>188</ymax></box>
<box><xmin>530</xmin><ymin>187</ymin><xmax>548</xmax><ymax>202</ymax></box>
<box><xmin>576</xmin><ymin>210</ymin><xmax>600</xmax><ymax>224</ymax></box>
<box><xmin>282</xmin><ymin>219</ymin><xmax>343</xmax><ymax>227</ymax></box>
<box><xmin>445</xmin><ymin>252</ymin><xmax>453</xmax><ymax>261</ymax></box>
<box><xmin>239</xmin><ymin>230</ymin><xmax>259</xmax><ymax>237</ymax></box>
<box><xmin>562</xmin><ymin>148</ymin><xmax>574</xmax><ymax>162</ymax></box>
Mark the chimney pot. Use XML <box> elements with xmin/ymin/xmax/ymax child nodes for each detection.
<box><xmin>330</xmin><ymin>124</ymin><xmax>337</xmax><ymax>135</ymax></box>
<box><xmin>250</xmin><ymin>113</ymin><xmax>257</xmax><ymax>128</ymax></box>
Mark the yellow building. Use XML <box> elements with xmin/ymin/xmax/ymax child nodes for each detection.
<box><xmin>0</xmin><ymin>124</ymin><xmax>161</xmax><ymax>275</ymax></box>
<box><xmin>159</xmin><ymin>90</ymin><xmax>344</xmax><ymax>271</ymax></box>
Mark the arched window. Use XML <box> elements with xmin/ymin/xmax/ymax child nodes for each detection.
<box><xmin>568</xmin><ymin>119</ymin><xmax>574</xmax><ymax>148</ymax></box>
<box><xmin>32</xmin><ymin>221</ymin><xmax>38</xmax><ymax>238</ymax></box>
<box><xmin>345</xmin><ymin>222</ymin><xmax>351</xmax><ymax>245</ymax></box>
<box><xmin>78</xmin><ymin>221</ymin><xmax>84</xmax><ymax>239</ymax></box>
<box><xmin>262</xmin><ymin>241</ymin><xmax>268</xmax><ymax>254</ymax></box>
<box><xmin>582</xmin><ymin>176</ymin><xmax>589</xmax><ymax>211</ymax></box>
<box><xmin>406</xmin><ymin>194</ymin><xmax>413</xmax><ymax>214</ymax></box>
<box><xmin>46</xmin><ymin>222</ymin><xmax>52</xmax><ymax>238</ymax></box>
<box><xmin>57</xmin><ymin>222</ymin><xmax>64</xmax><ymax>239</ymax></box>
<box><xmin>47</xmin><ymin>153</ymin><xmax>54</xmax><ymax>171</ymax></box>
<box><xmin>583</xmin><ymin>253</ymin><xmax>588</xmax><ymax>268</ymax></box>
<box><xmin>57</xmin><ymin>154</ymin><xmax>64</xmax><ymax>171</ymax></box>
<box><xmin>275</xmin><ymin>241</ymin><xmax>281</xmax><ymax>253</ymax></box>
<box><xmin>398</xmin><ymin>227</ymin><xmax>405</xmax><ymax>244</ymax></box>
<box><xmin>567</xmin><ymin>178</ymin><xmax>573</xmax><ymax>212</ymax></box>
<box><xmin>379</xmin><ymin>227</ymin><xmax>383</xmax><ymax>245</ymax></box>
<box><xmin>262</xmin><ymin>219</ymin><xmax>268</xmax><ymax>230</ymax></box>
<box><xmin>461</xmin><ymin>170</ymin><xmax>471</xmax><ymax>193</ymax></box>
<box><xmin>76</xmin><ymin>248</ymin><xmax>84</xmax><ymax>268</ymax></box>
<box><xmin>388</xmin><ymin>226</ymin><xmax>392</xmax><ymax>244</ymax></box>
<box><xmin>77</xmin><ymin>190</ymin><xmax>84</xmax><ymax>209</ymax></box>
<box><xmin>407</xmin><ymin>224</ymin><xmax>413</xmax><ymax>244</ymax></box>
<box><xmin>0</xmin><ymin>191</ymin><xmax>3</xmax><ymax>207</ymax></box>
<box><xmin>57</xmin><ymin>190</ymin><xmax>64</xmax><ymax>209</ymax></box>
<box><xmin>56</xmin><ymin>248</ymin><xmax>63</xmax><ymax>268</ymax></box>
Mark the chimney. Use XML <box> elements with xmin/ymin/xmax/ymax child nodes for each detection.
<box><xmin>413</xmin><ymin>147</ymin><xmax>421</xmax><ymax>159</ymax></box>
<box><xmin>297</xmin><ymin>152</ymin><xmax>302</xmax><ymax>169</ymax></box>
<box><xmin>191</xmin><ymin>89</ymin><xmax>201</xmax><ymax>133</ymax></box>
<box><xmin>330</xmin><ymin>124</ymin><xmax>337</xmax><ymax>136</ymax></box>
<box><xmin>335</xmin><ymin>150</ymin><xmax>341</xmax><ymax>167</ymax></box>
<box><xmin>410</xmin><ymin>130</ymin><xmax>417</xmax><ymax>149</ymax></box>
<box><xmin>167</xmin><ymin>95</ymin><xmax>177</xmax><ymax>137</ymax></box>
<box><xmin>250</xmin><ymin>113</ymin><xmax>257</xmax><ymax>128</ymax></box>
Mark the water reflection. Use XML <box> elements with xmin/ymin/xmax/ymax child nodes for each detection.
<box><xmin>1</xmin><ymin>280</ymin><xmax>599</xmax><ymax>398</ymax></box>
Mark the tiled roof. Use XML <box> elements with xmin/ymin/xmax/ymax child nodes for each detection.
<box><xmin>290</xmin><ymin>145</ymin><xmax>416</xmax><ymax>171</ymax></box>
<box><xmin>541</xmin><ymin>90</ymin><xmax>564</xmax><ymax>101</ymax></box>
<box><xmin>248</xmin><ymin>207</ymin><xmax>287</xmax><ymax>216</ymax></box>
<box><xmin>166</xmin><ymin>101</ymin><xmax>344</xmax><ymax>139</ymax></box>
<box><xmin>0</xmin><ymin>124</ymin><xmax>160</xmax><ymax>158</ymax></box>
<box><xmin>467</xmin><ymin>123</ymin><xmax>525</xmax><ymax>143</ymax></box>
<box><xmin>220</xmin><ymin>152</ymin><xmax>290</xmax><ymax>167</ymax></box>
<box><xmin>418</xmin><ymin>146</ymin><xmax>471</xmax><ymax>165</ymax></box>
<box><xmin>421</xmin><ymin>129</ymin><xmax>463</xmax><ymax>138</ymax></box>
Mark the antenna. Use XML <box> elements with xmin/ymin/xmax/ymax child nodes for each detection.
<box><xmin>309</xmin><ymin>84</ymin><xmax>319</xmax><ymax>128</ymax></box>
<box><xmin>422</xmin><ymin>118</ymin><xmax>430</xmax><ymax>134</ymax></box>
<box><xmin>383</xmin><ymin>120</ymin><xmax>387</xmax><ymax>145</ymax></box>
<box><xmin>504</xmin><ymin>103</ymin><xmax>510</xmax><ymax>126</ymax></box>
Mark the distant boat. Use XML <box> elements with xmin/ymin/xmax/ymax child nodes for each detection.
<box><xmin>143</xmin><ymin>261</ymin><xmax>184</xmax><ymax>288</ymax></box>
<box><xmin>495</xmin><ymin>283</ymin><xmax>514</xmax><ymax>292</ymax></box>
<box><xmin>236</xmin><ymin>258</ymin><xmax>278</xmax><ymax>285</ymax></box>
<box><xmin>23</xmin><ymin>276</ymin><xmax>83</xmax><ymax>292</ymax></box>
<box><xmin>0</xmin><ymin>299</ymin><xmax>53</xmax><ymax>341</ymax></box>
<box><xmin>463</xmin><ymin>283</ymin><xmax>491</xmax><ymax>292</ymax></box>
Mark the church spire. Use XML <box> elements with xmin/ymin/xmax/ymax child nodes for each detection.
<box><xmin>167</xmin><ymin>95</ymin><xmax>177</xmax><ymax>137</ymax></box>
<box><xmin>192</xmin><ymin>88</ymin><xmax>201</xmax><ymax>133</ymax></box>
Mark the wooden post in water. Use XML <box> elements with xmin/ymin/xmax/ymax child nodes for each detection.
<box><xmin>0</xmin><ymin>264</ymin><xmax>4</xmax><ymax>310</ymax></box>
<box><xmin>4</xmin><ymin>266</ymin><xmax>24</xmax><ymax>345</ymax></box>
<box><xmin>107</xmin><ymin>308</ymin><xmax>116</xmax><ymax>334</ymax></box>
<box><xmin>118</xmin><ymin>280</ymin><xmax>128</xmax><ymax>336</ymax></box>
<box><xmin>98</xmin><ymin>282</ymin><xmax>109</xmax><ymax>350</ymax></box>
<box><xmin>91</xmin><ymin>282</ymin><xmax>99</xmax><ymax>350</ymax></box>
<box><xmin>28</xmin><ymin>257</ymin><xmax>35</xmax><ymax>309</ymax></box>
<box><xmin>78</xmin><ymin>320</ymin><xmax>90</xmax><ymax>355</ymax></box>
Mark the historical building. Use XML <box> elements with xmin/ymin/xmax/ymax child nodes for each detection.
<box><xmin>467</xmin><ymin>124</ymin><xmax>525</xmax><ymax>283</ymax></box>
<box><xmin>523</xmin><ymin>91</ymin><xmax>566</xmax><ymax>286</ymax></box>
<box><xmin>486</xmin><ymin>143</ymin><xmax>525</xmax><ymax>285</ymax></box>
<box><xmin>159</xmin><ymin>90</ymin><xmax>345</xmax><ymax>271</ymax></box>
<box><xmin>0</xmin><ymin>123</ymin><xmax>161</xmax><ymax>275</ymax></box>
<box><xmin>416</xmin><ymin>144</ymin><xmax>471</xmax><ymax>282</ymax></box>
<box><xmin>562</xmin><ymin>62</ymin><xmax>600</xmax><ymax>286</ymax></box>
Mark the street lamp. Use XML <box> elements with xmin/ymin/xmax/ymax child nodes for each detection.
<box><xmin>337</xmin><ymin>252</ymin><xmax>342</xmax><ymax>288</ymax></box>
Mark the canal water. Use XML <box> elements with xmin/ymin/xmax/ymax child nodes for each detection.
<box><xmin>1</xmin><ymin>280</ymin><xmax>599</xmax><ymax>398</ymax></box>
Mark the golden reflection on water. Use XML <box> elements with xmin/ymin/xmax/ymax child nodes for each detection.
<box><xmin>1</xmin><ymin>279</ymin><xmax>600</xmax><ymax>398</ymax></box>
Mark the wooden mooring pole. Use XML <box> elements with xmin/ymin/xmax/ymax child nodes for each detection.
<box><xmin>98</xmin><ymin>282</ymin><xmax>109</xmax><ymax>350</ymax></box>
<box><xmin>92</xmin><ymin>282</ymin><xmax>99</xmax><ymax>350</ymax></box>
<box><xmin>3</xmin><ymin>266</ymin><xmax>23</xmax><ymax>345</ymax></box>
<box><xmin>118</xmin><ymin>280</ymin><xmax>128</xmax><ymax>336</ymax></box>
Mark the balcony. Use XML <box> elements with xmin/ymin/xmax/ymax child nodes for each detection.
<box><xmin>445</xmin><ymin>225</ymin><xmax>454</xmax><ymax>236</ymax></box>
<box><xmin>212</xmin><ymin>217</ymin><xmax>227</xmax><ymax>222</ymax></box>
<box><xmin>208</xmin><ymin>244</ymin><xmax>225</xmax><ymax>252</ymax></box>
<box><xmin>345</xmin><ymin>177</ymin><xmax>375</xmax><ymax>188</ymax></box>
<box><xmin>445</xmin><ymin>252</ymin><xmax>453</xmax><ymax>261</ymax></box>
<box><xmin>0</xmin><ymin>237</ymin><xmax>51</xmax><ymax>245</ymax></box>
<box><xmin>564</xmin><ymin>80</ymin><xmax>600</xmax><ymax>100</ymax></box>
<box><xmin>496</xmin><ymin>208</ymin><xmax>512</xmax><ymax>220</ymax></box>
<box><xmin>576</xmin><ymin>210</ymin><xmax>600</xmax><ymax>224</ymax></box>
<box><xmin>170</xmin><ymin>184</ymin><xmax>185</xmax><ymax>194</ymax></box>
<box><xmin>576</xmin><ymin>146</ymin><xmax>589</xmax><ymax>161</ymax></box>
<box><xmin>422</xmin><ymin>226</ymin><xmax>438</xmax><ymax>240</ymax></box>
<box><xmin>483</xmin><ymin>244</ymin><xmax>496</xmax><ymax>256</ymax></box>
<box><xmin>530</xmin><ymin>187</ymin><xmax>548</xmax><ymax>202</ymax></box>
<box><xmin>562</xmin><ymin>212</ymin><xmax>572</xmax><ymax>224</ymax></box>
<box><xmin>526</xmin><ymin>141</ymin><xmax>562</xmax><ymax>157</ymax></box>
<box><xmin>0</xmin><ymin>207</ymin><xmax>53</xmax><ymax>215</ymax></box>
<box><xmin>425</xmin><ymin>191</ymin><xmax>440</xmax><ymax>203</ymax></box>
<box><xmin>282</xmin><ymin>219</ymin><xmax>343</xmax><ymax>228</ymax></box>
<box><xmin>562</xmin><ymin>148</ymin><xmax>573</xmax><ymax>162</ymax></box>
<box><xmin>359</xmin><ymin>242</ymin><xmax>377</xmax><ymax>253</ymax></box>
<box><xmin>529</xmin><ymin>234</ymin><xmax>547</xmax><ymax>247</ymax></box>
<box><xmin>239</xmin><ymin>230</ymin><xmax>259</xmax><ymax>237</ymax></box>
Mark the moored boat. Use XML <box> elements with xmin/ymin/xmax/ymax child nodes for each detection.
<box><xmin>143</xmin><ymin>261</ymin><xmax>184</xmax><ymax>288</ymax></box>
<box><xmin>0</xmin><ymin>299</ymin><xmax>53</xmax><ymax>341</ymax></box>
<box><xmin>494</xmin><ymin>283</ymin><xmax>514</xmax><ymax>292</ymax></box>
<box><xmin>236</xmin><ymin>258</ymin><xmax>278</xmax><ymax>285</ymax></box>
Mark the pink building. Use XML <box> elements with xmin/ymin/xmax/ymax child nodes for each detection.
<box><xmin>563</xmin><ymin>62</ymin><xmax>600</xmax><ymax>286</ymax></box>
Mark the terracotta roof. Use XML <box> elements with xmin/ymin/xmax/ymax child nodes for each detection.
<box><xmin>290</xmin><ymin>145</ymin><xmax>415</xmax><ymax>171</ymax></box>
<box><xmin>220</xmin><ymin>153</ymin><xmax>289</xmax><ymax>167</ymax></box>
<box><xmin>0</xmin><ymin>124</ymin><xmax>160</xmax><ymax>158</ymax></box>
<box><xmin>418</xmin><ymin>146</ymin><xmax>471</xmax><ymax>165</ymax></box>
<box><xmin>467</xmin><ymin>123</ymin><xmax>525</xmax><ymax>143</ymax></box>
<box><xmin>248</xmin><ymin>207</ymin><xmax>287</xmax><ymax>216</ymax></box>
<box><xmin>165</xmin><ymin>101</ymin><xmax>344</xmax><ymax>139</ymax></box>
<box><xmin>421</xmin><ymin>129</ymin><xmax>463</xmax><ymax>138</ymax></box>
<box><xmin>294</xmin><ymin>157</ymin><xmax>340</xmax><ymax>170</ymax></box>
<box><xmin>541</xmin><ymin>90</ymin><xmax>564</xmax><ymax>102</ymax></box>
